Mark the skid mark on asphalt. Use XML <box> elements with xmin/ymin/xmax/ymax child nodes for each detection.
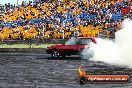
<box><xmin>0</xmin><ymin>53</ymin><xmax>131</xmax><ymax>88</ymax></box>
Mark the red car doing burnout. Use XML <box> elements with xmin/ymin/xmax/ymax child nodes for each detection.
<box><xmin>46</xmin><ymin>37</ymin><xmax>96</xmax><ymax>59</ymax></box>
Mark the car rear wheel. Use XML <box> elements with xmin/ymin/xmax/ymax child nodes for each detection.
<box><xmin>51</xmin><ymin>50</ymin><xmax>59</xmax><ymax>58</ymax></box>
<box><xmin>78</xmin><ymin>49</ymin><xmax>84</xmax><ymax>59</ymax></box>
<box><xmin>78</xmin><ymin>49</ymin><xmax>92</xmax><ymax>60</ymax></box>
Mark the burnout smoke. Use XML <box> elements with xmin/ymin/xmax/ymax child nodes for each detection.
<box><xmin>65</xmin><ymin>37</ymin><xmax>77</xmax><ymax>45</ymax></box>
<box><xmin>83</xmin><ymin>19</ymin><xmax>132</xmax><ymax>68</ymax></box>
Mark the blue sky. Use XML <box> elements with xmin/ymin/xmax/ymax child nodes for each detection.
<box><xmin>0</xmin><ymin>0</ymin><xmax>33</xmax><ymax>5</ymax></box>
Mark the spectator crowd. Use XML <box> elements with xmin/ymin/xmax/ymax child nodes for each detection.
<box><xmin>0</xmin><ymin>0</ymin><xmax>131</xmax><ymax>40</ymax></box>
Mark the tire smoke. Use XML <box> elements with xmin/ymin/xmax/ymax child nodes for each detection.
<box><xmin>83</xmin><ymin>19</ymin><xmax>132</xmax><ymax>68</ymax></box>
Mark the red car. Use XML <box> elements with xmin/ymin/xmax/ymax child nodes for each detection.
<box><xmin>46</xmin><ymin>37</ymin><xmax>96</xmax><ymax>59</ymax></box>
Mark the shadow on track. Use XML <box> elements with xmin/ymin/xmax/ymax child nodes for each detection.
<box><xmin>37</xmin><ymin>55</ymin><xmax>85</xmax><ymax>60</ymax></box>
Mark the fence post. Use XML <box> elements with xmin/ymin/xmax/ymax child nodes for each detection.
<box><xmin>62</xmin><ymin>30</ymin><xmax>64</xmax><ymax>39</ymax></box>
<box><xmin>97</xmin><ymin>30</ymin><xmax>99</xmax><ymax>38</ymax></box>
<box><xmin>42</xmin><ymin>25</ymin><xmax>45</xmax><ymax>37</ymax></box>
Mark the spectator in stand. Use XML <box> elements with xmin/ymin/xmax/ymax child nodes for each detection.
<box><xmin>0</xmin><ymin>0</ymin><xmax>131</xmax><ymax>40</ymax></box>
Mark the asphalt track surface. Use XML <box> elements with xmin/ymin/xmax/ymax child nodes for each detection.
<box><xmin>0</xmin><ymin>51</ymin><xmax>132</xmax><ymax>88</ymax></box>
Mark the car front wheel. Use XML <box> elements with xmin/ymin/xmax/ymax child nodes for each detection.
<box><xmin>51</xmin><ymin>50</ymin><xmax>60</xmax><ymax>58</ymax></box>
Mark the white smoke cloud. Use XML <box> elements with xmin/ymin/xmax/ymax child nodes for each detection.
<box><xmin>83</xmin><ymin>19</ymin><xmax>132</xmax><ymax>68</ymax></box>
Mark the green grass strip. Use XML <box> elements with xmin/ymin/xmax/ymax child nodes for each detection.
<box><xmin>0</xmin><ymin>44</ymin><xmax>53</xmax><ymax>48</ymax></box>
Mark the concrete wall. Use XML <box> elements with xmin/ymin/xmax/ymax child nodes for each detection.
<box><xmin>0</xmin><ymin>48</ymin><xmax>46</xmax><ymax>53</ymax></box>
<box><xmin>0</xmin><ymin>39</ymin><xmax>70</xmax><ymax>52</ymax></box>
<box><xmin>0</xmin><ymin>39</ymin><xmax>68</xmax><ymax>44</ymax></box>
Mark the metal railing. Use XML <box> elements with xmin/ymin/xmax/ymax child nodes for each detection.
<box><xmin>97</xmin><ymin>30</ymin><xmax>115</xmax><ymax>39</ymax></box>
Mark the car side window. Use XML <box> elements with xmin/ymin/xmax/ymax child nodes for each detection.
<box><xmin>65</xmin><ymin>38</ymin><xmax>77</xmax><ymax>45</ymax></box>
<box><xmin>81</xmin><ymin>38</ymin><xmax>92</xmax><ymax>45</ymax></box>
<box><xmin>76</xmin><ymin>39</ymin><xmax>82</xmax><ymax>45</ymax></box>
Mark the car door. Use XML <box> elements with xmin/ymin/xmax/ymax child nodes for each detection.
<box><xmin>77</xmin><ymin>38</ymin><xmax>93</xmax><ymax>50</ymax></box>
<box><xmin>59</xmin><ymin>38</ymin><xmax>79</xmax><ymax>55</ymax></box>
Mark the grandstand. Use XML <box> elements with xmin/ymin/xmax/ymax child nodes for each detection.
<box><xmin>0</xmin><ymin>0</ymin><xmax>131</xmax><ymax>40</ymax></box>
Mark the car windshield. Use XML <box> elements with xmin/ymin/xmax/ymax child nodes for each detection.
<box><xmin>65</xmin><ymin>38</ymin><xmax>77</xmax><ymax>45</ymax></box>
<box><xmin>65</xmin><ymin>38</ymin><xmax>92</xmax><ymax>45</ymax></box>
